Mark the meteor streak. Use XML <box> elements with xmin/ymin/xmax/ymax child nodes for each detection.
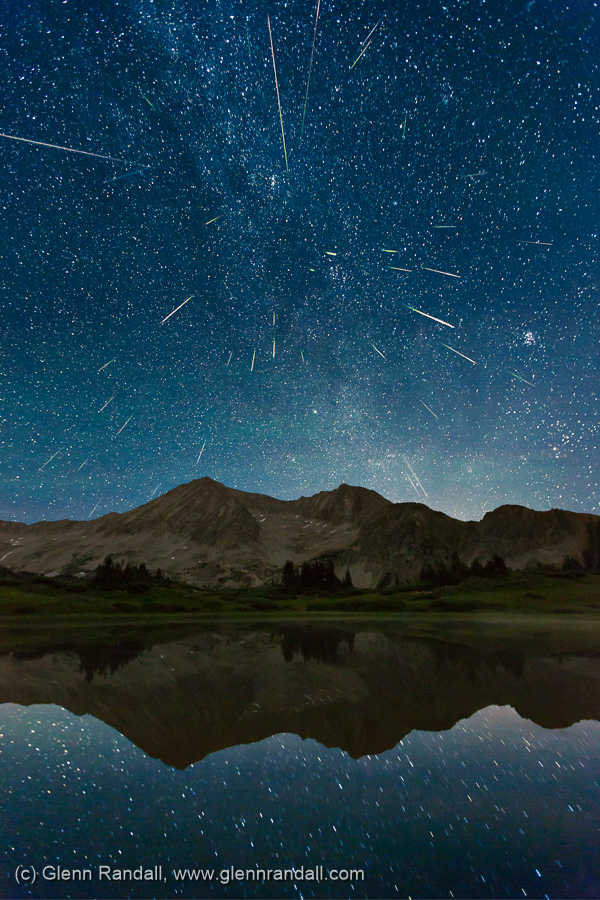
<box><xmin>510</xmin><ymin>372</ymin><xmax>534</xmax><ymax>386</ymax></box>
<box><xmin>422</xmin><ymin>267</ymin><xmax>460</xmax><ymax>278</ymax></box>
<box><xmin>267</xmin><ymin>15</ymin><xmax>289</xmax><ymax>172</ymax></box>
<box><xmin>0</xmin><ymin>132</ymin><xmax>132</xmax><ymax>164</ymax></box>
<box><xmin>77</xmin><ymin>459</ymin><xmax>88</xmax><ymax>471</ymax></box>
<box><xmin>441</xmin><ymin>343</ymin><xmax>477</xmax><ymax>364</ymax></box>
<box><xmin>432</xmin><ymin>225</ymin><xmax>457</xmax><ymax>229</ymax></box>
<box><xmin>150</xmin><ymin>483</ymin><xmax>161</xmax><ymax>498</ymax></box>
<box><xmin>406</xmin><ymin>304</ymin><xmax>455</xmax><ymax>328</ymax></box>
<box><xmin>406</xmin><ymin>472</ymin><xmax>421</xmax><ymax>498</ymax></box>
<box><xmin>205</xmin><ymin>215</ymin><xmax>222</xmax><ymax>225</ymax></box>
<box><xmin>273</xmin><ymin>337</ymin><xmax>276</xmax><ymax>358</ymax></box>
<box><xmin>196</xmin><ymin>442</ymin><xmax>206</xmax><ymax>464</ymax></box>
<box><xmin>420</xmin><ymin>400</ymin><xmax>438</xmax><ymax>419</ymax></box>
<box><xmin>360</xmin><ymin>15</ymin><xmax>384</xmax><ymax>46</ymax></box>
<box><xmin>372</xmin><ymin>343</ymin><xmax>386</xmax><ymax>359</ymax></box>
<box><xmin>389</xmin><ymin>266</ymin><xmax>412</xmax><ymax>272</ymax></box>
<box><xmin>519</xmin><ymin>240</ymin><xmax>552</xmax><ymax>246</ymax></box>
<box><xmin>300</xmin><ymin>0</ymin><xmax>321</xmax><ymax>140</ymax></box>
<box><xmin>251</xmin><ymin>349</ymin><xmax>256</xmax><ymax>372</ymax></box>
<box><xmin>138</xmin><ymin>88</ymin><xmax>154</xmax><ymax>109</ymax></box>
<box><xmin>89</xmin><ymin>499</ymin><xmax>102</xmax><ymax>518</ymax></box>
<box><xmin>324</xmin><ymin>251</ymin><xmax>337</xmax><ymax>256</ymax></box>
<box><xmin>300</xmin><ymin>350</ymin><xmax>305</xmax><ymax>362</ymax></box>
<box><xmin>115</xmin><ymin>415</ymin><xmax>132</xmax><ymax>435</ymax></box>
<box><xmin>97</xmin><ymin>359</ymin><xmax>115</xmax><ymax>373</ymax></box>
<box><xmin>161</xmin><ymin>295</ymin><xmax>193</xmax><ymax>325</ymax></box>
<box><xmin>406</xmin><ymin>460</ymin><xmax>428</xmax><ymax>498</ymax></box>
<box><xmin>381</xmin><ymin>249</ymin><xmax>399</xmax><ymax>253</ymax></box>
<box><xmin>349</xmin><ymin>40</ymin><xmax>371</xmax><ymax>70</ymax></box>
<box><xmin>39</xmin><ymin>450</ymin><xmax>60</xmax><ymax>471</ymax></box>
<box><xmin>99</xmin><ymin>395</ymin><xmax>115</xmax><ymax>412</ymax></box>
<box><xmin>226</xmin><ymin>351</ymin><xmax>233</xmax><ymax>366</ymax></box>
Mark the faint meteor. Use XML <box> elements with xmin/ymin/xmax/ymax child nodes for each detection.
<box><xmin>196</xmin><ymin>442</ymin><xmax>206</xmax><ymax>464</ymax></box>
<box><xmin>300</xmin><ymin>0</ymin><xmax>322</xmax><ymax>140</ymax></box>
<box><xmin>150</xmin><ymin>483</ymin><xmax>161</xmax><ymax>498</ymax></box>
<box><xmin>161</xmin><ymin>295</ymin><xmax>193</xmax><ymax>325</ymax></box>
<box><xmin>325</xmin><ymin>251</ymin><xmax>337</xmax><ymax>256</ymax></box>
<box><xmin>405</xmin><ymin>472</ymin><xmax>421</xmax><ymax>498</ymax></box>
<box><xmin>205</xmin><ymin>215</ymin><xmax>222</xmax><ymax>225</ymax></box>
<box><xmin>388</xmin><ymin>266</ymin><xmax>412</xmax><ymax>272</ymax></box>
<box><xmin>422</xmin><ymin>267</ymin><xmax>460</xmax><ymax>278</ymax></box>
<box><xmin>273</xmin><ymin>337</ymin><xmax>276</xmax><ymax>358</ymax></box>
<box><xmin>97</xmin><ymin>359</ymin><xmax>115</xmax><ymax>373</ymax></box>
<box><xmin>39</xmin><ymin>450</ymin><xmax>60</xmax><ymax>471</ymax></box>
<box><xmin>406</xmin><ymin>460</ymin><xmax>428</xmax><ymax>498</ymax></box>
<box><xmin>99</xmin><ymin>395</ymin><xmax>115</xmax><ymax>412</ymax></box>
<box><xmin>372</xmin><ymin>343</ymin><xmax>387</xmax><ymax>359</ymax></box>
<box><xmin>267</xmin><ymin>15</ymin><xmax>289</xmax><ymax>172</ymax></box>
<box><xmin>441</xmin><ymin>343</ymin><xmax>477</xmax><ymax>364</ymax></box>
<box><xmin>226</xmin><ymin>350</ymin><xmax>233</xmax><ymax>366</ymax></box>
<box><xmin>89</xmin><ymin>499</ymin><xmax>102</xmax><ymax>518</ymax></box>
<box><xmin>102</xmin><ymin>168</ymin><xmax>148</xmax><ymax>185</ymax></box>
<box><xmin>115</xmin><ymin>415</ymin><xmax>132</xmax><ymax>435</ymax></box>
<box><xmin>349</xmin><ymin>40</ymin><xmax>372</xmax><ymax>70</ymax></box>
<box><xmin>360</xmin><ymin>14</ymin><xmax>384</xmax><ymax>47</ymax></box>
<box><xmin>420</xmin><ymin>400</ymin><xmax>438</xmax><ymax>419</ymax></box>
<box><xmin>406</xmin><ymin>304</ymin><xmax>455</xmax><ymax>328</ymax></box>
<box><xmin>510</xmin><ymin>371</ymin><xmax>534</xmax><ymax>386</ymax></box>
<box><xmin>138</xmin><ymin>87</ymin><xmax>154</xmax><ymax>109</ymax></box>
<box><xmin>432</xmin><ymin>225</ymin><xmax>457</xmax><ymax>229</ymax></box>
<box><xmin>461</xmin><ymin>171</ymin><xmax>487</xmax><ymax>179</ymax></box>
<box><xmin>0</xmin><ymin>132</ymin><xmax>132</xmax><ymax>164</ymax></box>
<box><xmin>300</xmin><ymin>350</ymin><xmax>305</xmax><ymax>362</ymax></box>
<box><xmin>519</xmin><ymin>240</ymin><xmax>552</xmax><ymax>246</ymax></box>
<box><xmin>251</xmin><ymin>349</ymin><xmax>256</xmax><ymax>372</ymax></box>
<box><xmin>381</xmin><ymin>249</ymin><xmax>399</xmax><ymax>253</ymax></box>
<box><xmin>77</xmin><ymin>459</ymin><xmax>88</xmax><ymax>471</ymax></box>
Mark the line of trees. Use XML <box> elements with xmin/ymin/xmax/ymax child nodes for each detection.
<box><xmin>420</xmin><ymin>552</ymin><xmax>508</xmax><ymax>587</ymax></box>
<box><xmin>281</xmin><ymin>558</ymin><xmax>352</xmax><ymax>593</ymax></box>
<box><xmin>92</xmin><ymin>555</ymin><xmax>170</xmax><ymax>593</ymax></box>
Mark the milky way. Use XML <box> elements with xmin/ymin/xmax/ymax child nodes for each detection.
<box><xmin>1</xmin><ymin>0</ymin><xmax>598</xmax><ymax>523</ymax></box>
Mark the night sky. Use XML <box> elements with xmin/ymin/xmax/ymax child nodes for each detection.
<box><xmin>1</xmin><ymin>0</ymin><xmax>598</xmax><ymax>524</ymax></box>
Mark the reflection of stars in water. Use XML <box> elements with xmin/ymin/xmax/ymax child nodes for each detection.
<box><xmin>1</xmin><ymin>704</ymin><xmax>600</xmax><ymax>898</ymax></box>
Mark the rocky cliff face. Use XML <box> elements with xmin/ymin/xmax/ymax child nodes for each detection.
<box><xmin>1</xmin><ymin>478</ymin><xmax>598</xmax><ymax>587</ymax></box>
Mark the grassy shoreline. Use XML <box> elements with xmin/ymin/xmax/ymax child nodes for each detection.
<box><xmin>2</xmin><ymin>570</ymin><xmax>600</xmax><ymax>619</ymax></box>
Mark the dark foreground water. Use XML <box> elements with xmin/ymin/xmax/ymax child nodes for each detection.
<box><xmin>1</xmin><ymin>616</ymin><xmax>599</xmax><ymax>899</ymax></box>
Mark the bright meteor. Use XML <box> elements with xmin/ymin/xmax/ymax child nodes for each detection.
<box><xmin>267</xmin><ymin>15</ymin><xmax>289</xmax><ymax>172</ymax></box>
<box><xmin>161</xmin><ymin>295</ymin><xmax>193</xmax><ymax>325</ymax></box>
<box><xmin>422</xmin><ymin>267</ymin><xmax>461</xmax><ymax>278</ymax></box>
<box><xmin>441</xmin><ymin>343</ymin><xmax>477</xmax><ymax>364</ymax></box>
<box><xmin>0</xmin><ymin>132</ymin><xmax>133</xmax><ymax>164</ymax></box>
<box><xmin>406</xmin><ymin>305</ymin><xmax>455</xmax><ymax>328</ymax></box>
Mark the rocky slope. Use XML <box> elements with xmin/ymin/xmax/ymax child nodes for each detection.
<box><xmin>1</xmin><ymin>477</ymin><xmax>598</xmax><ymax>587</ymax></box>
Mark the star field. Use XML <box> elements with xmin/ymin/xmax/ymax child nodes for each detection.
<box><xmin>1</xmin><ymin>704</ymin><xmax>599</xmax><ymax>898</ymax></box>
<box><xmin>1</xmin><ymin>0</ymin><xmax>598</xmax><ymax>523</ymax></box>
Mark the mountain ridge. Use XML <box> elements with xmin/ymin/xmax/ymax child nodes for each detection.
<box><xmin>2</xmin><ymin>478</ymin><xmax>599</xmax><ymax>588</ymax></box>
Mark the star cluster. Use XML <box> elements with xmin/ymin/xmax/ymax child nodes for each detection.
<box><xmin>1</xmin><ymin>0</ymin><xmax>598</xmax><ymax>522</ymax></box>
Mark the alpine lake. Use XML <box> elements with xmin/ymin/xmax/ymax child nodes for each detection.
<box><xmin>1</xmin><ymin>613</ymin><xmax>599</xmax><ymax>899</ymax></box>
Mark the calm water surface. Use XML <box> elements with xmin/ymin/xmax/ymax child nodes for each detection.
<box><xmin>1</xmin><ymin>616</ymin><xmax>599</xmax><ymax>899</ymax></box>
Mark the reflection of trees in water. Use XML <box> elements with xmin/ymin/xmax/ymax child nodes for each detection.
<box><xmin>77</xmin><ymin>641</ymin><xmax>145</xmax><ymax>682</ymax></box>
<box><xmin>279</xmin><ymin>627</ymin><xmax>355</xmax><ymax>663</ymax></box>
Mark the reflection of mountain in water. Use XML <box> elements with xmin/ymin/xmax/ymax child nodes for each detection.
<box><xmin>280</xmin><ymin>626</ymin><xmax>355</xmax><ymax>663</ymax></box>
<box><xmin>1</xmin><ymin>623</ymin><xmax>599</xmax><ymax>769</ymax></box>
